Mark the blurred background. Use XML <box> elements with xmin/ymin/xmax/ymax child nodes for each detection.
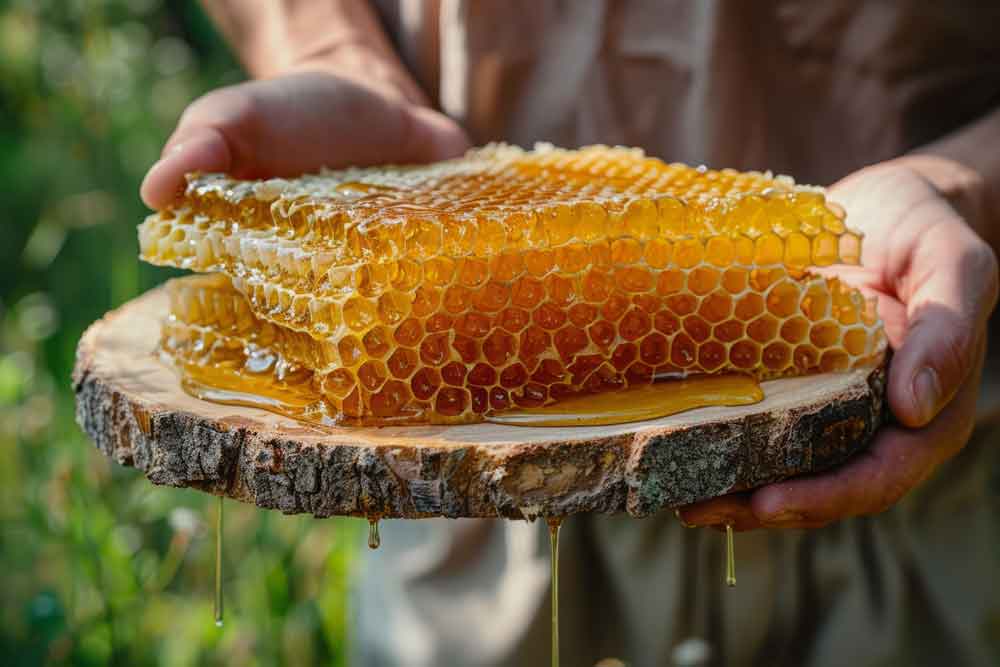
<box><xmin>0</xmin><ymin>1</ymin><xmax>359</xmax><ymax>664</ymax></box>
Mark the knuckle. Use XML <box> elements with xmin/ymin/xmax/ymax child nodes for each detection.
<box><xmin>180</xmin><ymin>84</ymin><xmax>262</xmax><ymax>136</ymax></box>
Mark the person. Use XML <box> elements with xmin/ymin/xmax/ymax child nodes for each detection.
<box><xmin>142</xmin><ymin>2</ymin><xmax>1000</xmax><ymax>665</ymax></box>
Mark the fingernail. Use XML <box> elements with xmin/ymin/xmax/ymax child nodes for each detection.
<box><xmin>762</xmin><ymin>510</ymin><xmax>804</xmax><ymax>525</ymax></box>
<box><xmin>913</xmin><ymin>366</ymin><xmax>942</xmax><ymax>424</ymax></box>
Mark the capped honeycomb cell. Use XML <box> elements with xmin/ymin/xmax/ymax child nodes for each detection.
<box><xmin>148</xmin><ymin>144</ymin><xmax>886</xmax><ymax>425</ymax></box>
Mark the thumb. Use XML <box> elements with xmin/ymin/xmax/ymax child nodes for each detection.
<box><xmin>888</xmin><ymin>219</ymin><xmax>997</xmax><ymax>427</ymax></box>
<box><xmin>141</xmin><ymin>72</ymin><xmax>470</xmax><ymax>209</ymax></box>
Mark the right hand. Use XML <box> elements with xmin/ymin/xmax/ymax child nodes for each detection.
<box><xmin>141</xmin><ymin>70</ymin><xmax>470</xmax><ymax>209</ymax></box>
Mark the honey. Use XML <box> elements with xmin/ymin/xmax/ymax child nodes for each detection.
<box><xmin>143</xmin><ymin>144</ymin><xmax>886</xmax><ymax>425</ymax></box>
<box><xmin>485</xmin><ymin>374</ymin><xmax>763</xmax><ymax>427</ymax></box>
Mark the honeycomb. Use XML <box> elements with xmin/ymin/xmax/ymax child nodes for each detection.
<box><xmin>142</xmin><ymin>144</ymin><xmax>886</xmax><ymax>425</ymax></box>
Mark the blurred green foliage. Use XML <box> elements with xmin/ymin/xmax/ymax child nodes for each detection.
<box><xmin>0</xmin><ymin>1</ymin><xmax>358</xmax><ymax>664</ymax></box>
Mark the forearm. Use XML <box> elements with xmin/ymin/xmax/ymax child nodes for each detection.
<box><xmin>200</xmin><ymin>0</ymin><xmax>427</xmax><ymax>104</ymax></box>
<box><xmin>905</xmin><ymin>106</ymin><xmax>1000</xmax><ymax>251</ymax></box>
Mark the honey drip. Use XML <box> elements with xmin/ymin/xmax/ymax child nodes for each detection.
<box><xmin>725</xmin><ymin>523</ymin><xmax>736</xmax><ymax>588</ymax></box>
<box><xmin>214</xmin><ymin>495</ymin><xmax>224</xmax><ymax>627</ymax></box>
<box><xmin>486</xmin><ymin>374</ymin><xmax>763</xmax><ymax>427</ymax></box>
<box><xmin>368</xmin><ymin>518</ymin><xmax>381</xmax><ymax>550</ymax></box>
<box><xmin>547</xmin><ymin>518</ymin><xmax>562</xmax><ymax>667</ymax></box>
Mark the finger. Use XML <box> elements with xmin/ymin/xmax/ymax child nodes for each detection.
<box><xmin>752</xmin><ymin>334</ymin><xmax>984</xmax><ymax>527</ymax></box>
<box><xmin>888</xmin><ymin>220</ymin><xmax>997</xmax><ymax>427</ymax></box>
<box><xmin>140</xmin><ymin>128</ymin><xmax>231</xmax><ymax>209</ymax></box>
<box><xmin>141</xmin><ymin>72</ymin><xmax>470</xmax><ymax>210</ymax></box>
<box><xmin>677</xmin><ymin>493</ymin><xmax>761</xmax><ymax>531</ymax></box>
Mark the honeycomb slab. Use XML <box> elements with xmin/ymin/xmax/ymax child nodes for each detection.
<box><xmin>142</xmin><ymin>144</ymin><xmax>886</xmax><ymax>425</ymax></box>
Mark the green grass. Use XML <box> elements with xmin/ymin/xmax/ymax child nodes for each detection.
<box><xmin>0</xmin><ymin>1</ymin><xmax>357</xmax><ymax>664</ymax></box>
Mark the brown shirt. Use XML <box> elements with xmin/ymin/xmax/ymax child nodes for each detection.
<box><xmin>376</xmin><ymin>0</ymin><xmax>1000</xmax><ymax>185</ymax></box>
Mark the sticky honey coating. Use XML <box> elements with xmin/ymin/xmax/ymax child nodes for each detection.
<box><xmin>161</xmin><ymin>267</ymin><xmax>884</xmax><ymax>424</ymax></box>
<box><xmin>144</xmin><ymin>144</ymin><xmax>886</xmax><ymax>425</ymax></box>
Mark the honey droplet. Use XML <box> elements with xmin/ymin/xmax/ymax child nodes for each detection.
<box><xmin>368</xmin><ymin>518</ymin><xmax>381</xmax><ymax>550</ymax></box>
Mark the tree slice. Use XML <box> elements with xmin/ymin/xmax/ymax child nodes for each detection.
<box><xmin>73</xmin><ymin>288</ymin><xmax>887</xmax><ymax>519</ymax></box>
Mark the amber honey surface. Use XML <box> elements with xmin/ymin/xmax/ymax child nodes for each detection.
<box><xmin>144</xmin><ymin>144</ymin><xmax>886</xmax><ymax>425</ymax></box>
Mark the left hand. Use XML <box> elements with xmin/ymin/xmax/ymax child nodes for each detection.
<box><xmin>679</xmin><ymin>157</ymin><xmax>998</xmax><ymax>531</ymax></box>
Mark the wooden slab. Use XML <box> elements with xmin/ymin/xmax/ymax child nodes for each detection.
<box><xmin>73</xmin><ymin>288</ymin><xmax>887</xmax><ymax>519</ymax></box>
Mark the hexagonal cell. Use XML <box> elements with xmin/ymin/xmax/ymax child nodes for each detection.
<box><xmin>524</xmin><ymin>248</ymin><xmax>555</xmax><ymax>276</ymax></box>
<box><xmin>483</xmin><ymin>329</ymin><xmax>517</xmax><ymax>366</ymax></box>
<box><xmin>435</xmin><ymin>386</ymin><xmax>469</xmax><ymax>416</ymax></box>
<box><xmin>531</xmin><ymin>358</ymin><xmax>566</xmax><ymax>384</ymax></box>
<box><xmin>369</xmin><ymin>380</ymin><xmax>409</xmax><ymax>418</ymax></box>
<box><xmin>625</xmin><ymin>361</ymin><xmax>654</xmax><ymax>385</ymax></box>
<box><xmin>714</xmin><ymin>319</ymin><xmax>744</xmax><ymax>343</ymax></box>
<box><xmin>633</xmin><ymin>293</ymin><xmax>661</xmax><ymax>314</ymax></box>
<box><xmin>666</xmin><ymin>293</ymin><xmax>699</xmax><ymax>316</ymax></box>
<box><xmin>747</xmin><ymin>314</ymin><xmax>779</xmax><ymax>343</ymax></box>
<box><xmin>780</xmin><ymin>316</ymin><xmax>809</xmax><ymax>343</ymax></box>
<box><xmin>419</xmin><ymin>333</ymin><xmax>451</xmax><ymax>366</ymax></box>
<box><xmin>734</xmin><ymin>292</ymin><xmax>764</xmax><ymax>320</ymax></box>
<box><xmin>387</xmin><ymin>348</ymin><xmax>420</xmax><ymax>379</ymax></box>
<box><xmin>620</xmin><ymin>308</ymin><xmax>653</xmax><ymax>341</ymax></box>
<box><xmin>611</xmin><ymin>237</ymin><xmax>643</xmax><ymax>265</ymax></box>
<box><xmin>489</xmin><ymin>386</ymin><xmax>511</xmax><ymax>411</ymax></box>
<box><xmin>683</xmin><ymin>314</ymin><xmax>711</xmax><ymax>343</ymax></box>
<box><xmin>687</xmin><ymin>267</ymin><xmax>720</xmax><ymax>295</ymax></box>
<box><xmin>455</xmin><ymin>312</ymin><xmax>492</xmax><ymax>338</ymax></box>
<box><xmin>425</xmin><ymin>312</ymin><xmax>453</xmax><ymax>333</ymax></box>
<box><xmin>390</xmin><ymin>319</ymin><xmax>422</xmax><ymax>349</ymax></box>
<box><xmin>674</xmin><ymin>239</ymin><xmax>705</xmax><ymax>268</ymax></box>
<box><xmin>766</xmin><ymin>282</ymin><xmax>800</xmax><ymax>318</ymax></box>
<box><xmin>511</xmin><ymin>276</ymin><xmax>545</xmax><ymax>309</ymax></box>
<box><xmin>358</xmin><ymin>360</ymin><xmax>389</xmax><ymax>391</ymax></box>
<box><xmin>698</xmin><ymin>340</ymin><xmax>727</xmax><ymax>371</ymax></box>
<box><xmin>554</xmin><ymin>325</ymin><xmax>588</xmax><ymax>359</ymax></box>
<box><xmin>753</xmin><ymin>233</ymin><xmax>783</xmax><ymax>265</ymax></box>
<box><xmin>843</xmin><ymin>327</ymin><xmax>868</xmax><ymax>356</ymax></box>
<box><xmin>656</xmin><ymin>270</ymin><xmax>685</xmax><ymax>296</ymax></box>
<box><xmin>362</xmin><ymin>326</ymin><xmax>391</xmax><ymax>358</ymax></box>
<box><xmin>698</xmin><ymin>291</ymin><xmax>732</xmax><ymax>323</ymax></box>
<box><xmin>498</xmin><ymin>307</ymin><xmax>531</xmax><ymax>333</ymax></box>
<box><xmin>568</xmin><ymin>302</ymin><xmax>598</xmax><ymax>327</ymax></box>
<box><xmin>644</xmin><ymin>239</ymin><xmax>673</xmax><ymax>269</ymax></box>
<box><xmin>721</xmin><ymin>267</ymin><xmax>748</xmax><ymax>294</ymax></box>
<box><xmin>611</xmin><ymin>342</ymin><xmax>638</xmax><ymax>370</ymax></box>
<box><xmin>820</xmin><ymin>348</ymin><xmax>850</xmax><ymax>372</ymax></box>
<box><xmin>729</xmin><ymin>340</ymin><xmax>761</xmax><ymax>369</ymax></box>
<box><xmin>514</xmin><ymin>382</ymin><xmax>549</xmax><ymax>408</ymax></box>
<box><xmin>793</xmin><ymin>344</ymin><xmax>819</xmax><ymax>371</ymax></box>
<box><xmin>668</xmin><ymin>332</ymin><xmax>695</xmax><ymax>367</ymax></box>
<box><xmin>411</xmin><ymin>285</ymin><xmax>441</xmax><ymax>318</ymax></box>
<box><xmin>533</xmin><ymin>303</ymin><xmax>567</xmax><ymax>330</ymax></box>
<box><xmin>705</xmin><ymin>236</ymin><xmax>735</xmax><ymax>267</ymax></box>
<box><xmin>451</xmin><ymin>334</ymin><xmax>479</xmax><ymax>364</ymax></box>
<box><xmin>470</xmin><ymin>386</ymin><xmax>489</xmax><ymax>413</ymax></box>
<box><xmin>500</xmin><ymin>363</ymin><xmax>528</xmax><ymax>389</ymax></box>
<box><xmin>800</xmin><ymin>284</ymin><xmax>831</xmax><ymax>321</ymax></box>
<box><xmin>654</xmin><ymin>310</ymin><xmax>682</xmax><ymax>335</ymax></box>
<box><xmin>582</xmin><ymin>270</ymin><xmax>612</xmax><ymax>301</ymax></box>
<box><xmin>473</xmin><ymin>281</ymin><xmax>511</xmax><ymax>312</ymax></box>
<box><xmin>809</xmin><ymin>320</ymin><xmax>840</xmax><ymax>348</ymax></box>
<box><xmin>519</xmin><ymin>326</ymin><xmax>552</xmax><ymax>358</ymax></box>
<box><xmin>338</xmin><ymin>335</ymin><xmax>364</xmax><ymax>366</ymax></box>
<box><xmin>602</xmin><ymin>294</ymin><xmax>631</xmax><ymax>321</ymax></box>
<box><xmin>762</xmin><ymin>341</ymin><xmax>791</xmax><ymax>371</ymax></box>
<box><xmin>342</xmin><ymin>296</ymin><xmax>377</xmax><ymax>331</ymax></box>
<box><xmin>642</xmin><ymin>332</ymin><xmax>671</xmax><ymax>366</ymax></box>
<box><xmin>321</xmin><ymin>368</ymin><xmax>356</xmax><ymax>399</ymax></box>
<box><xmin>377</xmin><ymin>291</ymin><xmax>411</xmax><ymax>326</ymax></box>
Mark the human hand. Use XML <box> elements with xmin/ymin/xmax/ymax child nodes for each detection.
<box><xmin>679</xmin><ymin>157</ymin><xmax>998</xmax><ymax>531</ymax></box>
<box><xmin>140</xmin><ymin>70</ymin><xmax>470</xmax><ymax>209</ymax></box>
